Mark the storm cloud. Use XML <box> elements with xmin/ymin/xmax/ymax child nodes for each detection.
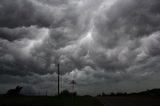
<box><xmin>1</xmin><ymin>0</ymin><xmax>160</xmax><ymax>95</ymax></box>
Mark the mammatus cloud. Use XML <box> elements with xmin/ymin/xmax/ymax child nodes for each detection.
<box><xmin>0</xmin><ymin>0</ymin><xmax>160</xmax><ymax>95</ymax></box>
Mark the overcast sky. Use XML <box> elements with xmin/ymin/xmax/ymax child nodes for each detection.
<box><xmin>0</xmin><ymin>0</ymin><xmax>160</xmax><ymax>96</ymax></box>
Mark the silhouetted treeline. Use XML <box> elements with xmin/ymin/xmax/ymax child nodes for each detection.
<box><xmin>129</xmin><ymin>89</ymin><xmax>160</xmax><ymax>96</ymax></box>
<box><xmin>97</xmin><ymin>92</ymin><xmax>128</xmax><ymax>97</ymax></box>
<box><xmin>97</xmin><ymin>88</ymin><xmax>160</xmax><ymax>97</ymax></box>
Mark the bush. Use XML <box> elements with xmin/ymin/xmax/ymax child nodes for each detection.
<box><xmin>60</xmin><ymin>90</ymin><xmax>77</xmax><ymax>97</ymax></box>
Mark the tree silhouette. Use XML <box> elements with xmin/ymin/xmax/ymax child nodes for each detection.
<box><xmin>6</xmin><ymin>86</ymin><xmax>23</xmax><ymax>96</ymax></box>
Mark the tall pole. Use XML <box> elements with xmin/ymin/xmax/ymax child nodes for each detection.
<box><xmin>58</xmin><ymin>63</ymin><xmax>60</xmax><ymax>96</ymax></box>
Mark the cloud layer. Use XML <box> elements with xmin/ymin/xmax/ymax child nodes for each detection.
<box><xmin>1</xmin><ymin>0</ymin><xmax>160</xmax><ymax>95</ymax></box>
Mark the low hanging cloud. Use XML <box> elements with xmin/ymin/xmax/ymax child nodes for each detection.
<box><xmin>1</xmin><ymin>0</ymin><xmax>160</xmax><ymax>95</ymax></box>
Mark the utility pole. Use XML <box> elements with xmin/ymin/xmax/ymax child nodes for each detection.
<box><xmin>58</xmin><ymin>63</ymin><xmax>60</xmax><ymax>96</ymax></box>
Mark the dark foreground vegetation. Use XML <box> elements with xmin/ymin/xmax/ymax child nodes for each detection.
<box><xmin>0</xmin><ymin>95</ymin><xmax>103</xmax><ymax>106</ymax></box>
<box><xmin>1</xmin><ymin>86</ymin><xmax>160</xmax><ymax>106</ymax></box>
<box><xmin>0</xmin><ymin>86</ymin><xmax>103</xmax><ymax>106</ymax></box>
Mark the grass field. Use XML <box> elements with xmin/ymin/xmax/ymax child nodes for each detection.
<box><xmin>0</xmin><ymin>96</ymin><xmax>103</xmax><ymax>106</ymax></box>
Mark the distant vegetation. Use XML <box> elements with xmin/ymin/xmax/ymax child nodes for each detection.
<box><xmin>97</xmin><ymin>88</ymin><xmax>160</xmax><ymax>97</ymax></box>
<box><xmin>58</xmin><ymin>89</ymin><xmax>77</xmax><ymax>97</ymax></box>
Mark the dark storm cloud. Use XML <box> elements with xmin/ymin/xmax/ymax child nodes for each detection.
<box><xmin>94</xmin><ymin>0</ymin><xmax>160</xmax><ymax>49</ymax></box>
<box><xmin>0</xmin><ymin>0</ymin><xmax>42</xmax><ymax>27</ymax></box>
<box><xmin>0</xmin><ymin>0</ymin><xmax>76</xmax><ymax>28</ymax></box>
<box><xmin>0</xmin><ymin>26</ymin><xmax>43</xmax><ymax>41</ymax></box>
<box><xmin>90</xmin><ymin>0</ymin><xmax>160</xmax><ymax>72</ymax></box>
<box><xmin>0</xmin><ymin>26</ymin><xmax>52</xmax><ymax>76</ymax></box>
<box><xmin>1</xmin><ymin>0</ymin><xmax>160</xmax><ymax>95</ymax></box>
